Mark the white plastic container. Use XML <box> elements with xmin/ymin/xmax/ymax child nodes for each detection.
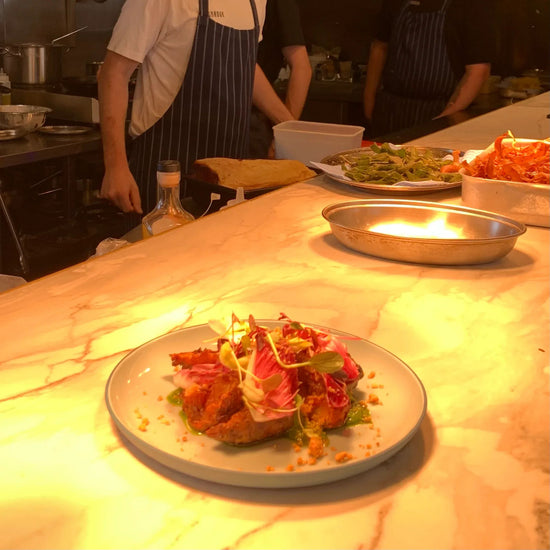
<box><xmin>273</xmin><ymin>120</ymin><xmax>364</xmax><ymax>164</ymax></box>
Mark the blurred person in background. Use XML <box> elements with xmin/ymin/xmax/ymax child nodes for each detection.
<box><xmin>98</xmin><ymin>0</ymin><xmax>294</xmax><ymax>218</ymax></box>
<box><xmin>249</xmin><ymin>0</ymin><xmax>312</xmax><ymax>159</ymax></box>
<box><xmin>363</xmin><ymin>0</ymin><xmax>497</xmax><ymax>138</ymax></box>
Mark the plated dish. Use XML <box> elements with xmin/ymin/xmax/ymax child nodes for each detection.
<box><xmin>316</xmin><ymin>145</ymin><xmax>462</xmax><ymax>195</ymax></box>
<box><xmin>105</xmin><ymin>320</ymin><xmax>427</xmax><ymax>488</ymax></box>
<box><xmin>460</xmin><ymin>135</ymin><xmax>550</xmax><ymax>227</ymax></box>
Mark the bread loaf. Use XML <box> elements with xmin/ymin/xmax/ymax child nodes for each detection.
<box><xmin>192</xmin><ymin>158</ymin><xmax>316</xmax><ymax>190</ymax></box>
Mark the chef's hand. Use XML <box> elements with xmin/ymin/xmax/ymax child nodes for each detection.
<box><xmin>100</xmin><ymin>165</ymin><xmax>143</xmax><ymax>214</ymax></box>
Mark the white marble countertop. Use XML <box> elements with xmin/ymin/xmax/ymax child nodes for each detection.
<box><xmin>1</xmin><ymin>94</ymin><xmax>548</xmax><ymax>550</ymax></box>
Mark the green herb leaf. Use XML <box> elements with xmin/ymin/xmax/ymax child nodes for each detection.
<box><xmin>344</xmin><ymin>401</ymin><xmax>372</xmax><ymax>427</ymax></box>
<box><xmin>286</xmin><ymin>336</ymin><xmax>313</xmax><ymax>352</ymax></box>
<box><xmin>308</xmin><ymin>351</ymin><xmax>344</xmax><ymax>373</ymax></box>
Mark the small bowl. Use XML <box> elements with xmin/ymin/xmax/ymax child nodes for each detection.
<box><xmin>0</xmin><ymin>104</ymin><xmax>52</xmax><ymax>132</ymax></box>
<box><xmin>322</xmin><ymin>199</ymin><xmax>526</xmax><ymax>266</ymax></box>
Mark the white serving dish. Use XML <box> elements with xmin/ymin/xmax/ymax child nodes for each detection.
<box><xmin>461</xmin><ymin>172</ymin><xmax>550</xmax><ymax>228</ymax></box>
<box><xmin>273</xmin><ymin>120</ymin><xmax>364</xmax><ymax>164</ymax></box>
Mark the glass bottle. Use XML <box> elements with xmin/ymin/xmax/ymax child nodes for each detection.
<box><xmin>0</xmin><ymin>69</ymin><xmax>11</xmax><ymax>105</ymax></box>
<box><xmin>141</xmin><ymin>160</ymin><xmax>194</xmax><ymax>238</ymax></box>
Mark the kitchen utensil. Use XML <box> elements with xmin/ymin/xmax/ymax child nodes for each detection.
<box><xmin>322</xmin><ymin>199</ymin><xmax>526</xmax><ymax>265</ymax></box>
<box><xmin>50</xmin><ymin>26</ymin><xmax>88</xmax><ymax>45</ymax></box>
<box><xmin>0</xmin><ymin>127</ymin><xmax>28</xmax><ymax>141</ymax></box>
<box><xmin>38</xmin><ymin>125</ymin><xmax>92</xmax><ymax>135</ymax></box>
<box><xmin>0</xmin><ymin>43</ymin><xmax>67</xmax><ymax>85</ymax></box>
<box><xmin>0</xmin><ymin>104</ymin><xmax>51</xmax><ymax>133</ymax></box>
<box><xmin>85</xmin><ymin>61</ymin><xmax>103</xmax><ymax>78</ymax></box>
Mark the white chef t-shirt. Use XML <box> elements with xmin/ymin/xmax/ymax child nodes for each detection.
<box><xmin>107</xmin><ymin>0</ymin><xmax>266</xmax><ymax>138</ymax></box>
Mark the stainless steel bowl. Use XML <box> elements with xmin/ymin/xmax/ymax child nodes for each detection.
<box><xmin>0</xmin><ymin>104</ymin><xmax>52</xmax><ymax>132</ymax></box>
<box><xmin>0</xmin><ymin>127</ymin><xmax>29</xmax><ymax>141</ymax></box>
<box><xmin>322</xmin><ymin>199</ymin><xmax>526</xmax><ymax>265</ymax></box>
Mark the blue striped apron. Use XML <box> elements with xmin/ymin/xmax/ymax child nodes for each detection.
<box><xmin>373</xmin><ymin>0</ymin><xmax>457</xmax><ymax>137</ymax></box>
<box><xmin>129</xmin><ymin>0</ymin><xmax>260</xmax><ymax>214</ymax></box>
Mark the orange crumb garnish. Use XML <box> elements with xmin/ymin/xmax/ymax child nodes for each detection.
<box><xmin>138</xmin><ymin>418</ymin><xmax>150</xmax><ymax>432</ymax></box>
<box><xmin>335</xmin><ymin>451</ymin><xmax>354</xmax><ymax>463</ymax></box>
<box><xmin>286</xmin><ymin>464</ymin><xmax>295</xmax><ymax>472</ymax></box>
<box><xmin>308</xmin><ymin>436</ymin><xmax>325</xmax><ymax>459</ymax></box>
<box><xmin>266</xmin><ymin>466</ymin><xmax>275</xmax><ymax>472</ymax></box>
<box><xmin>367</xmin><ymin>371</ymin><xmax>376</xmax><ymax>379</ymax></box>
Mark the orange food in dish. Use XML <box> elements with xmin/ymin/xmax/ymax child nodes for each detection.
<box><xmin>461</xmin><ymin>133</ymin><xmax>550</xmax><ymax>185</ymax></box>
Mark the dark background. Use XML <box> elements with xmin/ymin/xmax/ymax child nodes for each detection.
<box><xmin>49</xmin><ymin>0</ymin><xmax>550</xmax><ymax>80</ymax></box>
<box><xmin>0</xmin><ymin>0</ymin><xmax>546</xmax><ymax>80</ymax></box>
<box><xmin>297</xmin><ymin>0</ymin><xmax>549</xmax><ymax>76</ymax></box>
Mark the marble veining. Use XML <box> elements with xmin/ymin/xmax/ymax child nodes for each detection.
<box><xmin>0</xmin><ymin>94</ymin><xmax>548</xmax><ymax>550</ymax></box>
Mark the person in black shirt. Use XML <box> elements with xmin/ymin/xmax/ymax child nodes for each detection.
<box><xmin>363</xmin><ymin>0</ymin><xmax>497</xmax><ymax>137</ymax></box>
<box><xmin>249</xmin><ymin>0</ymin><xmax>312</xmax><ymax>158</ymax></box>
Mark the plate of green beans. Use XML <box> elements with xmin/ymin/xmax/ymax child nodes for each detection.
<box><xmin>318</xmin><ymin>143</ymin><xmax>463</xmax><ymax>195</ymax></box>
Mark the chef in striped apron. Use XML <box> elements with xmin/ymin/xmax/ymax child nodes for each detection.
<box><xmin>364</xmin><ymin>0</ymin><xmax>492</xmax><ymax>138</ymax></box>
<box><xmin>98</xmin><ymin>0</ymin><xmax>293</xmax><ymax>218</ymax></box>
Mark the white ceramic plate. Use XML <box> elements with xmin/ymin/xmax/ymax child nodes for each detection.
<box><xmin>105</xmin><ymin>321</ymin><xmax>427</xmax><ymax>488</ymax></box>
<box><xmin>317</xmin><ymin>146</ymin><xmax>462</xmax><ymax>195</ymax></box>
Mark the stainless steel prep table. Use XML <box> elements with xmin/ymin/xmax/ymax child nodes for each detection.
<box><xmin>0</xmin><ymin>127</ymin><xmax>101</xmax><ymax>169</ymax></box>
<box><xmin>0</xmin><ymin>128</ymin><xmax>102</xmax><ymax>276</ymax></box>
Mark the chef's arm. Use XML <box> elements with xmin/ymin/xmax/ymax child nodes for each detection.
<box><xmin>281</xmin><ymin>44</ymin><xmax>312</xmax><ymax>119</ymax></box>
<box><xmin>363</xmin><ymin>39</ymin><xmax>388</xmax><ymax>121</ymax></box>
<box><xmin>435</xmin><ymin>62</ymin><xmax>491</xmax><ymax>119</ymax></box>
<box><xmin>97</xmin><ymin>50</ymin><xmax>142</xmax><ymax>213</ymax></box>
<box><xmin>252</xmin><ymin>63</ymin><xmax>294</xmax><ymax>125</ymax></box>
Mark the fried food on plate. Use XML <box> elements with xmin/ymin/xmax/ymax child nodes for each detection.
<box><xmin>192</xmin><ymin>158</ymin><xmax>316</xmax><ymax>190</ymax></box>
<box><xmin>169</xmin><ymin>314</ymin><xmax>367</xmax><ymax>454</ymax></box>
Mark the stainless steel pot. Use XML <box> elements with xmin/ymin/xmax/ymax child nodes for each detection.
<box><xmin>0</xmin><ymin>43</ymin><xmax>68</xmax><ymax>85</ymax></box>
<box><xmin>85</xmin><ymin>61</ymin><xmax>103</xmax><ymax>78</ymax></box>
